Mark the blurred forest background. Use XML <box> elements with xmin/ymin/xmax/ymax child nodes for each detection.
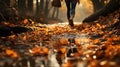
<box><xmin>0</xmin><ymin>0</ymin><xmax>109</xmax><ymax>23</ymax></box>
<box><xmin>0</xmin><ymin>0</ymin><xmax>120</xmax><ymax>67</ymax></box>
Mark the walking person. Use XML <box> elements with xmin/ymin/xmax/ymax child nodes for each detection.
<box><xmin>51</xmin><ymin>0</ymin><xmax>62</xmax><ymax>19</ymax></box>
<box><xmin>64</xmin><ymin>0</ymin><xmax>80</xmax><ymax>26</ymax></box>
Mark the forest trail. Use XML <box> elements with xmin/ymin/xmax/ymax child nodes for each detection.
<box><xmin>0</xmin><ymin>10</ymin><xmax>120</xmax><ymax>67</ymax></box>
<box><xmin>0</xmin><ymin>22</ymin><xmax>92</xmax><ymax>67</ymax></box>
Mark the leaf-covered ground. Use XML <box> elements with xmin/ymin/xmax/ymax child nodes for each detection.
<box><xmin>0</xmin><ymin>10</ymin><xmax>120</xmax><ymax>67</ymax></box>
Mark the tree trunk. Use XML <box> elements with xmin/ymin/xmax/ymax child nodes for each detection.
<box><xmin>39</xmin><ymin>0</ymin><xmax>44</xmax><ymax>14</ymax></box>
<box><xmin>35</xmin><ymin>0</ymin><xmax>44</xmax><ymax>17</ymax></box>
<box><xmin>28</xmin><ymin>0</ymin><xmax>33</xmax><ymax>11</ymax></box>
<box><xmin>44</xmin><ymin>0</ymin><xmax>50</xmax><ymax>17</ymax></box>
<box><xmin>18</xmin><ymin>0</ymin><xmax>26</xmax><ymax>16</ymax></box>
<box><xmin>18</xmin><ymin>0</ymin><xmax>26</xmax><ymax>11</ymax></box>
<box><xmin>10</xmin><ymin>0</ymin><xmax>17</xmax><ymax>7</ymax></box>
<box><xmin>3</xmin><ymin>0</ymin><xmax>10</xmax><ymax>6</ymax></box>
<box><xmin>0</xmin><ymin>1</ymin><xmax>18</xmax><ymax>23</ymax></box>
<box><xmin>83</xmin><ymin>0</ymin><xmax>120</xmax><ymax>22</ymax></box>
<box><xmin>0</xmin><ymin>25</ymin><xmax>30</xmax><ymax>37</ymax></box>
<box><xmin>36</xmin><ymin>0</ymin><xmax>40</xmax><ymax>17</ymax></box>
<box><xmin>91</xmin><ymin>0</ymin><xmax>105</xmax><ymax>12</ymax></box>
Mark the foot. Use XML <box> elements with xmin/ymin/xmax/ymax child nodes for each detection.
<box><xmin>69</xmin><ymin>19</ymin><xmax>74</xmax><ymax>27</ymax></box>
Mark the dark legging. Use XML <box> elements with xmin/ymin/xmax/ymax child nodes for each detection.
<box><xmin>65</xmin><ymin>0</ymin><xmax>77</xmax><ymax>20</ymax></box>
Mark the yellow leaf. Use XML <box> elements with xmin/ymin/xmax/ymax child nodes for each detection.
<box><xmin>96</xmin><ymin>23</ymin><xmax>101</xmax><ymax>27</ymax></box>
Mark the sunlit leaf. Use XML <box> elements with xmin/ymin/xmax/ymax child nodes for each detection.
<box><xmin>6</xmin><ymin>49</ymin><xmax>18</xmax><ymax>58</ymax></box>
<box><xmin>23</xmin><ymin>19</ymin><xmax>29</xmax><ymax>24</ymax></box>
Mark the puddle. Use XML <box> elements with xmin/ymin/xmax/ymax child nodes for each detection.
<box><xmin>0</xmin><ymin>23</ymin><xmax>92</xmax><ymax>67</ymax></box>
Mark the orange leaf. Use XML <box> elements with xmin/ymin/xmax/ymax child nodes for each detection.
<box><xmin>59</xmin><ymin>38</ymin><xmax>69</xmax><ymax>45</ymax></box>
<box><xmin>96</xmin><ymin>23</ymin><xmax>101</xmax><ymax>27</ymax></box>
<box><xmin>107</xmin><ymin>38</ymin><xmax>112</xmax><ymax>42</ymax></box>
<box><xmin>6</xmin><ymin>49</ymin><xmax>18</xmax><ymax>58</ymax></box>
<box><xmin>23</xmin><ymin>19</ymin><xmax>29</xmax><ymax>24</ymax></box>
<box><xmin>112</xmin><ymin>37</ymin><xmax>120</xmax><ymax>41</ymax></box>
<box><xmin>32</xmin><ymin>47</ymin><xmax>41</xmax><ymax>54</ymax></box>
<box><xmin>23</xmin><ymin>35</ymin><xmax>27</xmax><ymax>40</ymax></box>
<box><xmin>98</xmin><ymin>31</ymin><xmax>104</xmax><ymax>35</ymax></box>
<box><xmin>32</xmin><ymin>47</ymin><xmax>49</xmax><ymax>55</ymax></box>
<box><xmin>42</xmin><ymin>47</ymin><xmax>49</xmax><ymax>55</ymax></box>
<box><xmin>75</xmin><ymin>38</ymin><xmax>80</xmax><ymax>45</ymax></box>
<box><xmin>59</xmin><ymin>47</ymin><xmax>67</xmax><ymax>54</ymax></box>
<box><xmin>93</xmin><ymin>39</ymin><xmax>100</xmax><ymax>43</ymax></box>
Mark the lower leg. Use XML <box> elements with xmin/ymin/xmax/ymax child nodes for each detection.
<box><xmin>70</xmin><ymin>0</ymin><xmax>77</xmax><ymax>20</ymax></box>
<box><xmin>65</xmin><ymin>1</ymin><xmax>74</xmax><ymax>26</ymax></box>
<box><xmin>69</xmin><ymin>1</ymin><xmax>77</xmax><ymax>26</ymax></box>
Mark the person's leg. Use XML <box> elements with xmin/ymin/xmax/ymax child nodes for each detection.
<box><xmin>56</xmin><ymin>8</ymin><xmax>59</xmax><ymax>19</ymax></box>
<box><xmin>70</xmin><ymin>0</ymin><xmax>77</xmax><ymax>20</ymax></box>
<box><xmin>65</xmin><ymin>0</ymin><xmax>74</xmax><ymax>26</ymax></box>
<box><xmin>52</xmin><ymin>7</ymin><xmax>56</xmax><ymax>18</ymax></box>
<box><xmin>65</xmin><ymin>0</ymin><xmax>70</xmax><ymax>20</ymax></box>
<box><xmin>68</xmin><ymin>0</ymin><xmax>77</xmax><ymax>26</ymax></box>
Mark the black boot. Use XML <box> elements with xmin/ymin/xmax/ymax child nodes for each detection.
<box><xmin>69</xmin><ymin>19</ymin><xmax>74</xmax><ymax>27</ymax></box>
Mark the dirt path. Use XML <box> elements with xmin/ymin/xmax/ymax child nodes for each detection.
<box><xmin>0</xmin><ymin>22</ymin><xmax>92</xmax><ymax>67</ymax></box>
<box><xmin>0</xmin><ymin>9</ymin><xmax>120</xmax><ymax>67</ymax></box>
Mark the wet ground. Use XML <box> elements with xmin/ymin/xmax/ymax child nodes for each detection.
<box><xmin>0</xmin><ymin>9</ymin><xmax>120</xmax><ymax>67</ymax></box>
<box><xmin>0</xmin><ymin>22</ymin><xmax>90</xmax><ymax>67</ymax></box>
